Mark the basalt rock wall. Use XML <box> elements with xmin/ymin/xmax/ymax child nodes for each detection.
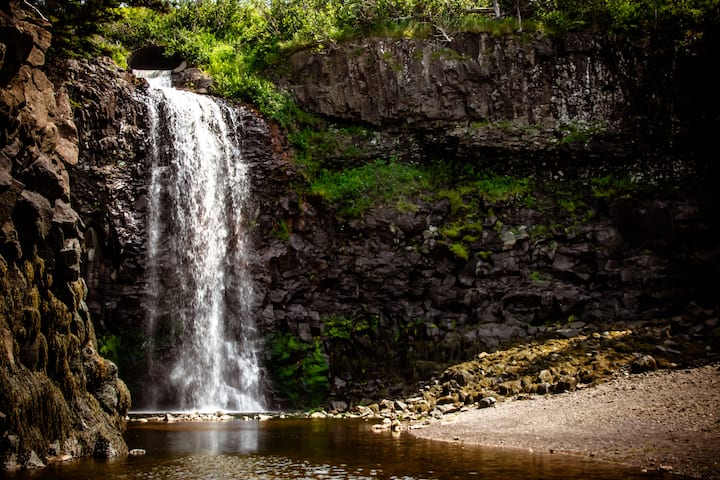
<box><xmin>274</xmin><ymin>32</ymin><xmax>718</xmax><ymax>173</ymax></box>
<box><xmin>254</xmin><ymin>181</ymin><xmax>720</xmax><ymax>406</ymax></box>
<box><xmin>20</xmin><ymin>22</ymin><xmax>718</xmax><ymax>414</ymax></box>
<box><xmin>260</xmin><ymin>32</ymin><xmax>720</xmax><ymax>405</ymax></box>
<box><xmin>59</xmin><ymin>57</ymin><xmax>149</xmax><ymax>362</ymax></box>
<box><xmin>0</xmin><ymin>1</ymin><xmax>129</xmax><ymax>470</ymax></box>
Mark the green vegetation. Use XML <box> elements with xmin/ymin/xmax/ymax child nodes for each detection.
<box><xmin>474</xmin><ymin>174</ymin><xmax>533</xmax><ymax>202</ymax></box>
<box><xmin>98</xmin><ymin>334</ymin><xmax>122</xmax><ymax>365</ymax></box>
<box><xmin>449</xmin><ymin>242</ymin><xmax>470</xmax><ymax>261</ymax></box>
<box><xmin>323</xmin><ymin>313</ymin><xmax>377</xmax><ymax>340</ymax></box>
<box><xmin>268</xmin><ymin>333</ymin><xmax>329</xmax><ymax>407</ymax></box>
<box><xmin>555</xmin><ymin>122</ymin><xmax>607</xmax><ymax>145</ymax></box>
<box><xmin>31</xmin><ymin>0</ymin><xmax>718</xmax><ymax>73</ymax></box>
<box><xmin>309</xmin><ymin>158</ymin><xmax>429</xmax><ymax>216</ymax></box>
<box><xmin>527</xmin><ymin>270</ymin><xmax>546</xmax><ymax>282</ymax></box>
<box><xmin>590</xmin><ymin>174</ymin><xmax>637</xmax><ymax>198</ymax></box>
<box><xmin>271</xmin><ymin>218</ymin><xmax>291</xmax><ymax>242</ymax></box>
<box><xmin>94</xmin><ymin>327</ymin><xmax>148</xmax><ymax>383</ymax></box>
<box><xmin>288</xmin><ymin>124</ymin><xmax>372</xmax><ymax>179</ymax></box>
<box><xmin>57</xmin><ymin>0</ymin><xmax>713</xmax><ymax>127</ymax></box>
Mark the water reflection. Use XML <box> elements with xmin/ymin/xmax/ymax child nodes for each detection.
<box><xmin>11</xmin><ymin>418</ymin><xmax>667</xmax><ymax>480</ymax></box>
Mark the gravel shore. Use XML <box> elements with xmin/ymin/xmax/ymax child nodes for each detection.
<box><xmin>409</xmin><ymin>363</ymin><xmax>720</xmax><ymax>479</ymax></box>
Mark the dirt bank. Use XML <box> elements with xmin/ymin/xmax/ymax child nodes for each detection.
<box><xmin>409</xmin><ymin>364</ymin><xmax>720</xmax><ymax>479</ymax></box>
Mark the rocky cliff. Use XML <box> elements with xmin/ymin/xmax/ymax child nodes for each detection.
<box><xmin>259</xmin><ymin>32</ymin><xmax>720</xmax><ymax>405</ymax></box>
<box><xmin>54</xmin><ymin>30</ymin><xmax>720</xmax><ymax>410</ymax></box>
<box><xmin>274</xmin><ymin>31</ymin><xmax>718</xmax><ymax>174</ymax></box>
<box><xmin>6</xmin><ymin>3</ymin><xmax>716</xmax><ymax>420</ymax></box>
<box><xmin>0</xmin><ymin>1</ymin><xmax>129</xmax><ymax>470</ymax></box>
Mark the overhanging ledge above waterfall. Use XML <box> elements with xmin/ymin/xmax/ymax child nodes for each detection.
<box><xmin>128</xmin><ymin>45</ymin><xmax>213</xmax><ymax>93</ymax></box>
<box><xmin>127</xmin><ymin>45</ymin><xmax>186</xmax><ymax>72</ymax></box>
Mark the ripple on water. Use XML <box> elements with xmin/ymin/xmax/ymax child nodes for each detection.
<box><xmin>124</xmin><ymin>455</ymin><xmax>392</xmax><ymax>480</ymax></box>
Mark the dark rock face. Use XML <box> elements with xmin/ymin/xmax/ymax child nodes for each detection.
<box><xmin>253</xmin><ymin>185</ymin><xmax>719</xmax><ymax>405</ymax></box>
<box><xmin>17</xmin><ymin>21</ymin><xmax>715</xmax><ymax>414</ymax></box>
<box><xmin>263</xmin><ymin>32</ymin><xmax>720</xmax><ymax>405</ymax></box>
<box><xmin>274</xmin><ymin>32</ymin><xmax>717</xmax><ymax>173</ymax></box>
<box><xmin>60</xmin><ymin>56</ymin><xmax>149</xmax><ymax>355</ymax></box>
<box><xmin>0</xmin><ymin>1</ymin><xmax>129</xmax><ymax>470</ymax></box>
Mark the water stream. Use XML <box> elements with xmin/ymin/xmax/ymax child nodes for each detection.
<box><xmin>10</xmin><ymin>419</ymin><xmax>667</xmax><ymax>479</ymax></box>
<box><xmin>135</xmin><ymin>70</ymin><xmax>262</xmax><ymax>412</ymax></box>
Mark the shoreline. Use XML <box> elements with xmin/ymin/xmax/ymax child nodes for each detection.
<box><xmin>408</xmin><ymin>363</ymin><xmax>720</xmax><ymax>479</ymax></box>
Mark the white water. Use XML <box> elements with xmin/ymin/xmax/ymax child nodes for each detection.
<box><xmin>136</xmin><ymin>70</ymin><xmax>263</xmax><ymax>412</ymax></box>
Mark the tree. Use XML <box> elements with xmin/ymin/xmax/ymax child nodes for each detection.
<box><xmin>29</xmin><ymin>0</ymin><xmax>169</xmax><ymax>57</ymax></box>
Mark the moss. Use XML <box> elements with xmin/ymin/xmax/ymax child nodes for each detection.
<box><xmin>324</xmin><ymin>313</ymin><xmax>376</xmax><ymax>340</ymax></box>
<box><xmin>380</xmin><ymin>51</ymin><xmax>402</xmax><ymax>71</ymax></box>
<box><xmin>430</xmin><ymin>47</ymin><xmax>470</xmax><ymax>62</ymax></box>
<box><xmin>591</xmin><ymin>174</ymin><xmax>637</xmax><ymax>198</ymax></box>
<box><xmin>449</xmin><ymin>243</ymin><xmax>470</xmax><ymax>261</ymax></box>
<box><xmin>527</xmin><ymin>270</ymin><xmax>547</xmax><ymax>282</ymax></box>
<box><xmin>271</xmin><ymin>218</ymin><xmax>290</xmax><ymax>242</ymax></box>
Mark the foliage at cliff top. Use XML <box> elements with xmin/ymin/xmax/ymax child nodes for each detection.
<box><xmin>96</xmin><ymin>0</ymin><xmax>718</xmax><ymax>127</ymax></box>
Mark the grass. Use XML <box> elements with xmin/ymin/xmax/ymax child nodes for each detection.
<box><xmin>309</xmin><ymin>158</ymin><xmax>429</xmax><ymax>216</ymax></box>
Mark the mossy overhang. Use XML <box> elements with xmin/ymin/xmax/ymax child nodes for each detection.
<box><xmin>127</xmin><ymin>45</ymin><xmax>186</xmax><ymax>72</ymax></box>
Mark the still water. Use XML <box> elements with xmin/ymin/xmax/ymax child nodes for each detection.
<box><xmin>13</xmin><ymin>418</ymin><xmax>661</xmax><ymax>479</ymax></box>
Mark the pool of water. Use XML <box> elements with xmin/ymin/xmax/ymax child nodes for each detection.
<box><xmin>12</xmin><ymin>418</ymin><xmax>662</xmax><ymax>479</ymax></box>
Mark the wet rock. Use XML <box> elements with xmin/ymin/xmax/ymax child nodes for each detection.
<box><xmin>24</xmin><ymin>451</ymin><xmax>45</xmax><ymax>469</ymax></box>
<box><xmin>172</xmin><ymin>67</ymin><xmax>213</xmax><ymax>93</ymax></box>
<box><xmin>128</xmin><ymin>449</ymin><xmax>146</xmax><ymax>456</ymax></box>
<box><xmin>356</xmin><ymin>405</ymin><xmax>374</xmax><ymax>417</ymax></box>
<box><xmin>93</xmin><ymin>437</ymin><xmax>122</xmax><ymax>459</ymax></box>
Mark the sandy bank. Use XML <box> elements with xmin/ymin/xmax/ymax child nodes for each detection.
<box><xmin>409</xmin><ymin>364</ymin><xmax>720</xmax><ymax>479</ymax></box>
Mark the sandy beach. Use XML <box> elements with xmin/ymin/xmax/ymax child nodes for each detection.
<box><xmin>409</xmin><ymin>363</ymin><xmax>720</xmax><ymax>479</ymax></box>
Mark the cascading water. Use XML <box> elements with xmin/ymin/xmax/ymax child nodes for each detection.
<box><xmin>136</xmin><ymin>69</ymin><xmax>263</xmax><ymax>413</ymax></box>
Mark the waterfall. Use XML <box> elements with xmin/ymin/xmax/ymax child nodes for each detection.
<box><xmin>136</xmin><ymin>69</ymin><xmax>263</xmax><ymax>413</ymax></box>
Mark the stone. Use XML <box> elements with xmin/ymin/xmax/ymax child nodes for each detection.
<box><xmin>13</xmin><ymin>189</ymin><xmax>53</xmax><ymax>241</ymax></box>
<box><xmin>172</xmin><ymin>68</ymin><xmax>213</xmax><ymax>93</ymax></box>
<box><xmin>356</xmin><ymin>405</ymin><xmax>374</xmax><ymax>417</ymax></box>
<box><xmin>25</xmin><ymin>451</ymin><xmax>45</xmax><ymax>469</ymax></box>
<box><xmin>537</xmin><ymin>369</ymin><xmax>554</xmax><ymax>384</ymax></box>
<box><xmin>479</xmin><ymin>397</ymin><xmax>497</xmax><ymax>408</ymax></box>
<box><xmin>631</xmin><ymin>354</ymin><xmax>657</xmax><ymax>373</ymax></box>
<box><xmin>1</xmin><ymin>221</ymin><xmax>22</xmax><ymax>260</ymax></box>
<box><xmin>22</xmin><ymin>152</ymin><xmax>69</xmax><ymax>202</ymax></box>
<box><xmin>554</xmin><ymin>375</ymin><xmax>577</xmax><ymax>393</ymax></box>
<box><xmin>330</xmin><ymin>400</ymin><xmax>348</xmax><ymax>412</ymax></box>
<box><xmin>536</xmin><ymin>382</ymin><xmax>552</xmax><ymax>394</ymax></box>
<box><xmin>297</xmin><ymin>322</ymin><xmax>312</xmax><ymax>342</ymax></box>
<box><xmin>94</xmin><ymin>382</ymin><xmax>119</xmax><ymax>413</ymax></box>
<box><xmin>128</xmin><ymin>449</ymin><xmax>146</xmax><ymax>456</ymax></box>
<box><xmin>93</xmin><ymin>437</ymin><xmax>123</xmax><ymax>459</ymax></box>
